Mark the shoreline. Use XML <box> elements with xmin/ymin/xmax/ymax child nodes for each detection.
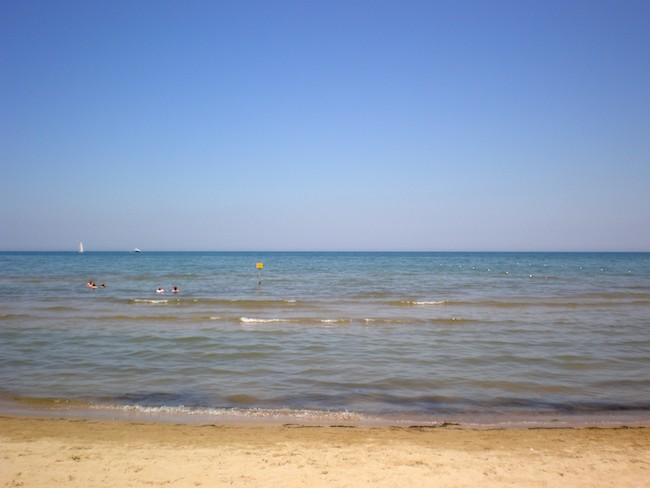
<box><xmin>3</xmin><ymin>396</ymin><xmax>650</xmax><ymax>430</ymax></box>
<box><xmin>2</xmin><ymin>414</ymin><xmax>649</xmax><ymax>487</ymax></box>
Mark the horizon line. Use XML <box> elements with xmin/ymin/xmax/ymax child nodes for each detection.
<box><xmin>1</xmin><ymin>249</ymin><xmax>648</xmax><ymax>254</ymax></box>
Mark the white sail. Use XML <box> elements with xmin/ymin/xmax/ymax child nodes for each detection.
<box><xmin>79</xmin><ymin>242</ymin><xmax>84</xmax><ymax>253</ymax></box>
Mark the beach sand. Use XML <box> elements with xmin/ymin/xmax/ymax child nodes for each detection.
<box><xmin>1</xmin><ymin>415</ymin><xmax>648</xmax><ymax>487</ymax></box>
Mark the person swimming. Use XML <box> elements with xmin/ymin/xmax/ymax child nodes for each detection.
<box><xmin>171</xmin><ymin>286</ymin><xmax>179</xmax><ymax>293</ymax></box>
<box><xmin>156</xmin><ymin>287</ymin><xmax>164</xmax><ymax>294</ymax></box>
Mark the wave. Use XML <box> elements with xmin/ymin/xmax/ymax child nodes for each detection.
<box><xmin>240</xmin><ymin>317</ymin><xmax>288</xmax><ymax>324</ymax></box>
<box><xmin>105</xmin><ymin>314</ymin><xmax>196</xmax><ymax>322</ymax></box>
<box><xmin>15</xmin><ymin>394</ymin><xmax>650</xmax><ymax>424</ymax></box>
<box><xmin>128</xmin><ymin>298</ymin><xmax>300</xmax><ymax>308</ymax></box>
<box><xmin>237</xmin><ymin>317</ymin><xmax>353</xmax><ymax>325</ymax></box>
<box><xmin>73</xmin><ymin>294</ymin><xmax>650</xmax><ymax>312</ymax></box>
<box><xmin>90</xmin><ymin>404</ymin><xmax>369</xmax><ymax>423</ymax></box>
<box><xmin>234</xmin><ymin>316</ymin><xmax>471</xmax><ymax>326</ymax></box>
<box><xmin>420</xmin><ymin>298</ymin><xmax>650</xmax><ymax>309</ymax></box>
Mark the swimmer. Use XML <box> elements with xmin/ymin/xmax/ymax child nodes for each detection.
<box><xmin>156</xmin><ymin>287</ymin><xmax>165</xmax><ymax>294</ymax></box>
<box><xmin>171</xmin><ymin>286</ymin><xmax>179</xmax><ymax>293</ymax></box>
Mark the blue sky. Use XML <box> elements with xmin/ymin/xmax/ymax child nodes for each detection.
<box><xmin>2</xmin><ymin>0</ymin><xmax>649</xmax><ymax>251</ymax></box>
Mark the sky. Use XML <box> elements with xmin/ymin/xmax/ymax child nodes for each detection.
<box><xmin>1</xmin><ymin>0</ymin><xmax>649</xmax><ymax>252</ymax></box>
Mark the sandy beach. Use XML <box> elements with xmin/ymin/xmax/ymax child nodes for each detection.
<box><xmin>1</xmin><ymin>415</ymin><xmax>648</xmax><ymax>487</ymax></box>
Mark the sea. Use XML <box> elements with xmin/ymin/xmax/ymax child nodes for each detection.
<box><xmin>1</xmin><ymin>251</ymin><xmax>649</xmax><ymax>427</ymax></box>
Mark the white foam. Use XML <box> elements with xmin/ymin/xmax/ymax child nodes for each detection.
<box><xmin>91</xmin><ymin>404</ymin><xmax>368</xmax><ymax>423</ymax></box>
<box><xmin>405</xmin><ymin>300</ymin><xmax>447</xmax><ymax>306</ymax></box>
<box><xmin>240</xmin><ymin>317</ymin><xmax>286</xmax><ymax>324</ymax></box>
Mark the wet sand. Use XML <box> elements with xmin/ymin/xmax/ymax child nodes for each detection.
<box><xmin>1</xmin><ymin>415</ymin><xmax>648</xmax><ymax>487</ymax></box>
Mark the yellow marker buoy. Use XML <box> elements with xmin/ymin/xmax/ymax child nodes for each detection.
<box><xmin>256</xmin><ymin>263</ymin><xmax>264</xmax><ymax>284</ymax></box>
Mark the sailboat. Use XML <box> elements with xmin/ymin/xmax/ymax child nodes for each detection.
<box><xmin>79</xmin><ymin>242</ymin><xmax>84</xmax><ymax>253</ymax></box>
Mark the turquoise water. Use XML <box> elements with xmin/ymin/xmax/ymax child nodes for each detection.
<box><xmin>1</xmin><ymin>252</ymin><xmax>649</xmax><ymax>425</ymax></box>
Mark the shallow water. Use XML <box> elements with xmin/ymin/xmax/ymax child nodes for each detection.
<box><xmin>1</xmin><ymin>252</ymin><xmax>649</xmax><ymax>425</ymax></box>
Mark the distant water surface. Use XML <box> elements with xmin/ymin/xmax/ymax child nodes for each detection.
<box><xmin>1</xmin><ymin>252</ymin><xmax>649</xmax><ymax>426</ymax></box>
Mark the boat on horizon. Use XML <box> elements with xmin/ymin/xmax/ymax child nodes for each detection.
<box><xmin>78</xmin><ymin>242</ymin><xmax>84</xmax><ymax>253</ymax></box>
<box><xmin>133</xmin><ymin>248</ymin><xmax>142</xmax><ymax>253</ymax></box>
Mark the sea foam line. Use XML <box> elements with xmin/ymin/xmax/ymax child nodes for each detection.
<box><xmin>91</xmin><ymin>404</ymin><xmax>368</xmax><ymax>422</ymax></box>
<box><xmin>240</xmin><ymin>317</ymin><xmax>288</xmax><ymax>324</ymax></box>
<box><xmin>400</xmin><ymin>300</ymin><xmax>447</xmax><ymax>306</ymax></box>
<box><xmin>132</xmin><ymin>299</ymin><xmax>169</xmax><ymax>304</ymax></box>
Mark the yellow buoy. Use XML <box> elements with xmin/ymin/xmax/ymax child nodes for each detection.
<box><xmin>256</xmin><ymin>263</ymin><xmax>264</xmax><ymax>285</ymax></box>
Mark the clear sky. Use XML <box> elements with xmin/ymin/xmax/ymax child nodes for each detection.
<box><xmin>2</xmin><ymin>0</ymin><xmax>649</xmax><ymax>252</ymax></box>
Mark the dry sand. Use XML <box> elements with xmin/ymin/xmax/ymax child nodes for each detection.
<box><xmin>1</xmin><ymin>415</ymin><xmax>649</xmax><ymax>487</ymax></box>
